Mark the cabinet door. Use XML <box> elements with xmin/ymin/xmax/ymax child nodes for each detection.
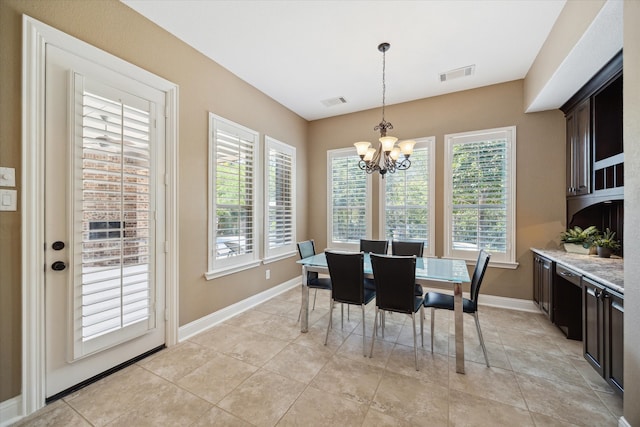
<box><xmin>533</xmin><ymin>255</ymin><xmax>552</xmax><ymax>318</ymax></box>
<box><xmin>566</xmin><ymin>99</ymin><xmax>591</xmax><ymax>196</ymax></box>
<box><xmin>605</xmin><ymin>292</ymin><xmax>624</xmax><ymax>394</ymax></box>
<box><xmin>533</xmin><ymin>255</ymin><xmax>541</xmax><ymax>305</ymax></box>
<box><xmin>582</xmin><ymin>277</ymin><xmax>604</xmax><ymax>375</ymax></box>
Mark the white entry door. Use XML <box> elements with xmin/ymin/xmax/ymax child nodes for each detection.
<box><xmin>44</xmin><ymin>45</ymin><xmax>166</xmax><ymax>398</ymax></box>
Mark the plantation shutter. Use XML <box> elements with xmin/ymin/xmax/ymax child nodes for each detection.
<box><xmin>444</xmin><ymin>127</ymin><xmax>516</xmax><ymax>264</ymax></box>
<box><xmin>265</xmin><ymin>137</ymin><xmax>296</xmax><ymax>258</ymax></box>
<box><xmin>209</xmin><ymin>115</ymin><xmax>260</xmax><ymax>272</ymax></box>
<box><xmin>76</xmin><ymin>79</ymin><xmax>156</xmax><ymax>357</ymax></box>
<box><xmin>328</xmin><ymin>150</ymin><xmax>369</xmax><ymax>248</ymax></box>
<box><xmin>384</xmin><ymin>138</ymin><xmax>434</xmax><ymax>254</ymax></box>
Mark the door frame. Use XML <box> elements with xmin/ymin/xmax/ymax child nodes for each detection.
<box><xmin>21</xmin><ymin>15</ymin><xmax>179</xmax><ymax>416</ymax></box>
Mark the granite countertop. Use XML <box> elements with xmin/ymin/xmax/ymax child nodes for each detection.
<box><xmin>531</xmin><ymin>248</ymin><xmax>624</xmax><ymax>294</ymax></box>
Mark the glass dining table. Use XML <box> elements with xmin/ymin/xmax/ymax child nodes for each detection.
<box><xmin>297</xmin><ymin>252</ymin><xmax>471</xmax><ymax>374</ymax></box>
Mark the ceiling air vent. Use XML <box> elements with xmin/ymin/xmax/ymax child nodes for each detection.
<box><xmin>439</xmin><ymin>65</ymin><xmax>475</xmax><ymax>82</ymax></box>
<box><xmin>321</xmin><ymin>96</ymin><xmax>347</xmax><ymax>107</ymax></box>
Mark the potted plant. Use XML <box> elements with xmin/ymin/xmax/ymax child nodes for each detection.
<box><xmin>560</xmin><ymin>225</ymin><xmax>599</xmax><ymax>254</ymax></box>
<box><xmin>592</xmin><ymin>228</ymin><xmax>620</xmax><ymax>258</ymax></box>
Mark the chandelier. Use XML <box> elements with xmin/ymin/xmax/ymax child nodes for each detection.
<box><xmin>354</xmin><ymin>42</ymin><xmax>415</xmax><ymax>178</ymax></box>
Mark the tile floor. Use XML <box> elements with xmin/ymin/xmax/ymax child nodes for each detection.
<box><xmin>14</xmin><ymin>287</ymin><xmax>623</xmax><ymax>426</ymax></box>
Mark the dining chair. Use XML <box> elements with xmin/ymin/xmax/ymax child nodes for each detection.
<box><xmin>324</xmin><ymin>251</ymin><xmax>375</xmax><ymax>356</ymax></box>
<box><xmin>369</xmin><ymin>253</ymin><xmax>424</xmax><ymax>370</ymax></box>
<box><xmin>297</xmin><ymin>240</ymin><xmax>332</xmax><ymax>314</ymax></box>
<box><xmin>359</xmin><ymin>239</ymin><xmax>389</xmax><ymax>254</ymax></box>
<box><xmin>391</xmin><ymin>240</ymin><xmax>426</xmax><ymax>296</ymax></box>
<box><xmin>423</xmin><ymin>249</ymin><xmax>491</xmax><ymax>367</ymax></box>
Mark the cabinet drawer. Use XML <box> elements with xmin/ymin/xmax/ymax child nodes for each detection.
<box><xmin>556</xmin><ymin>264</ymin><xmax>581</xmax><ymax>287</ymax></box>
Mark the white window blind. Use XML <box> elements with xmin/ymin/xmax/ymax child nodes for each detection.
<box><xmin>381</xmin><ymin>137</ymin><xmax>435</xmax><ymax>256</ymax></box>
<box><xmin>208</xmin><ymin>114</ymin><xmax>260</xmax><ymax>276</ymax></box>
<box><xmin>327</xmin><ymin>148</ymin><xmax>371</xmax><ymax>250</ymax></box>
<box><xmin>77</xmin><ymin>85</ymin><xmax>155</xmax><ymax>356</ymax></box>
<box><xmin>444</xmin><ymin>126</ymin><xmax>516</xmax><ymax>266</ymax></box>
<box><xmin>264</xmin><ymin>136</ymin><xmax>296</xmax><ymax>260</ymax></box>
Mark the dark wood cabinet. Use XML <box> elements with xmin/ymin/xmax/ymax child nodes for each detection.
<box><xmin>533</xmin><ymin>254</ymin><xmax>553</xmax><ymax>319</ymax></box>
<box><xmin>566</xmin><ymin>98</ymin><xmax>591</xmax><ymax>196</ymax></box>
<box><xmin>582</xmin><ymin>276</ymin><xmax>624</xmax><ymax>395</ymax></box>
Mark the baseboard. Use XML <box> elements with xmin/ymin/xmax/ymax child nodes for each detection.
<box><xmin>618</xmin><ymin>416</ymin><xmax>631</xmax><ymax>427</ymax></box>
<box><xmin>178</xmin><ymin>277</ymin><xmax>300</xmax><ymax>341</ymax></box>
<box><xmin>0</xmin><ymin>394</ymin><xmax>22</xmax><ymax>427</ymax></box>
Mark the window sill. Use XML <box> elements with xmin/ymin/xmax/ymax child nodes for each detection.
<box><xmin>205</xmin><ymin>260</ymin><xmax>262</xmax><ymax>280</ymax></box>
<box><xmin>263</xmin><ymin>251</ymin><xmax>297</xmax><ymax>264</ymax></box>
<box><xmin>461</xmin><ymin>259</ymin><xmax>519</xmax><ymax>270</ymax></box>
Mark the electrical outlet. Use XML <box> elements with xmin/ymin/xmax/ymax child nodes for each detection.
<box><xmin>266</xmin><ymin>269</ymin><xmax>270</xmax><ymax>280</ymax></box>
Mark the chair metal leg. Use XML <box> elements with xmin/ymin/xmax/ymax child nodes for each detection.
<box><xmin>474</xmin><ymin>312</ymin><xmax>490</xmax><ymax>367</ymax></box>
<box><xmin>412</xmin><ymin>312</ymin><xmax>419</xmax><ymax>371</ymax></box>
<box><xmin>369</xmin><ymin>308</ymin><xmax>379</xmax><ymax>358</ymax></box>
<box><xmin>324</xmin><ymin>299</ymin><xmax>334</xmax><ymax>346</ymax></box>
<box><xmin>420</xmin><ymin>306</ymin><xmax>424</xmax><ymax>347</ymax></box>
<box><xmin>341</xmin><ymin>304</ymin><xmax>344</xmax><ymax>329</ymax></box>
<box><xmin>430</xmin><ymin>307</ymin><xmax>435</xmax><ymax>353</ymax></box>
<box><xmin>312</xmin><ymin>289</ymin><xmax>318</xmax><ymax>310</ymax></box>
<box><xmin>361</xmin><ymin>304</ymin><xmax>366</xmax><ymax>357</ymax></box>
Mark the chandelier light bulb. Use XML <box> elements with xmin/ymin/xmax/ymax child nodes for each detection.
<box><xmin>390</xmin><ymin>147</ymin><xmax>401</xmax><ymax>161</ymax></box>
<box><xmin>398</xmin><ymin>139</ymin><xmax>416</xmax><ymax>157</ymax></box>
<box><xmin>364</xmin><ymin>147</ymin><xmax>376</xmax><ymax>162</ymax></box>
<box><xmin>354</xmin><ymin>141</ymin><xmax>372</xmax><ymax>157</ymax></box>
<box><xmin>379</xmin><ymin>136</ymin><xmax>398</xmax><ymax>153</ymax></box>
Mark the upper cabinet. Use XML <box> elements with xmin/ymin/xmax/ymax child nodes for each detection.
<box><xmin>561</xmin><ymin>51</ymin><xmax>623</xmax><ymax>221</ymax></box>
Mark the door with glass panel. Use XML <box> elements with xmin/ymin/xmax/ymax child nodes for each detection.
<box><xmin>44</xmin><ymin>45</ymin><xmax>166</xmax><ymax>398</ymax></box>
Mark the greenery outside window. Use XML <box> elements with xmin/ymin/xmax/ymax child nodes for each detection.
<box><xmin>264</xmin><ymin>136</ymin><xmax>296</xmax><ymax>262</ymax></box>
<box><xmin>327</xmin><ymin>148</ymin><xmax>371</xmax><ymax>251</ymax></box>
<box><xmin>207</xmin><ymin>113</ymin><xmax>261</xmax><ymax>278</ymax></box>
<box><xmin>444</xmin><ymin>126</ymin><xmax>517</xmax><ymax>268</ymax></box>
<box><xmin>380</xmin><ymin>137</ymin><xmax>435</xmax><ymax>256</ymax></box>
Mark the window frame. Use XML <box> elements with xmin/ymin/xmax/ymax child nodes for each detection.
<box><xmin>326</xmin><ymin>147</ymin><xmax>372</xmax><ymax>251</ymax></box>
<box><xmin>379</xmin><ymin>136</ymin><xmax>436</xmax><ymax>257</ymax></box>
<box><xmin>443</xmin><ymin>126</ymin><xmax>517</xmax><ymax>268</ymax></box>
<box><xmin>206</xmin><ymin>113</ymin><xmax>261</xmax><ymax>279</ymax></box>
<box><xmin>263</xmin><ymin>136</ymin><xmax>297</xmax><ymax>263</ymax></box>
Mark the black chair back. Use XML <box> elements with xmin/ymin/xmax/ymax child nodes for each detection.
<box><xmin>360</xmin><ymin>239</ymin><xmax>389</xmax><ymax>254</ymax></box>
<box><xmin>370</xmin><ymin>254</ymin><xmax>417</xmax><ymax>314</ymax></box>
<box><xmin>469</xmin><ymin>249</ymin><xmax>491</xmax><ymax>308</ymax></box>
<box><xmin>325</xmin><ymin>251</ymin><xmax>365</xmax><ymax>304</ymax></box>
<box><xmin>391</xmin><ymin>241</ymin><xmax>424</xmax><ymax>257</ymax></box>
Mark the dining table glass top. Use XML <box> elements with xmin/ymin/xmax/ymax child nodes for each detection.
<box><xmin>297</xmin><ymin>252</ymin><xmax>470</xmax><ymax>283</ymax></box>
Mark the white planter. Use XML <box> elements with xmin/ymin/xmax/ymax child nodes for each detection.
<box><xmin>563</xmin><ymin>243</ymin><xmax>591</xmax><ymax>255</ymax></box>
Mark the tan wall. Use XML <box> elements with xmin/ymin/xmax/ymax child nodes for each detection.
<box><xmin>623</xmin><ymin>1</ymin><xmax>639</xmax><ymax>423</ymax></box>
<box><xmin>308</xmin><ymin>80</ymin><xmax>567</xmax><ymax>301</ymax></box>
<box><xmin>0</xmin><ymin>0</ymin><xmax>307</xmax><ymax>402</ymax></box>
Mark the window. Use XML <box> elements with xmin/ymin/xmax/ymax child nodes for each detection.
<box><xmin>380</xmin><ymin>137</ymin><xmax>435</xmax><ymax>256</ymax></box>
<box><xmin>264</xmin><ymin>136</ymin><xmax>296</xmax><ymax>262</ymax></box>
<box><xmin>207</xmin><ymin>114</ymin><xmax>261</xmax><ymax>278</ymax></box>
<box><xmin>327</xmin><ymin>148</ymin><xmax>371</xmax><ymax>250</ymax></box>
<box><xmin>444</xmin><ymin>126</ymin><xmax>516</xmax><ymax>267</ymax></box>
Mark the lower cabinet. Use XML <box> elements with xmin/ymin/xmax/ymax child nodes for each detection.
<box><xmin>582</xmin><ymin>276</ymin><xmax>624</xmax><ymax>395</ymax></box>
<box><xmin>533</xmin><ymin>254</ymin><xmax>553</xmax><ymax>319</ymax></box>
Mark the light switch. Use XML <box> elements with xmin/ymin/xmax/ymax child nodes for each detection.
<box><xmin>0</xmin><ymin>167</ymin><xmax>16</xmax><ymax>187</ymax></box>
<box><xmin>0</xmin><ymin>189</ymin><xmax>17</xmax><ymax>211</ymax></box>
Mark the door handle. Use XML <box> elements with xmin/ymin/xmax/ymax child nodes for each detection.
<box><xmin>51</xmin><ymin>261</ymin><xmax>66</xmax><ymax>271</ymax></box>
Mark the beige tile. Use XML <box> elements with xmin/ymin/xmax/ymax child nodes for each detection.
<box><xmin>529</xmin><ymin>412</ymin><xmax>582</xmax><ymax>426</ymax></box>
<box><xmin>596</xmin><ymin>390</ymin><xmax>624</xmax><ymax>419</ymax></box>
<box><xmin>222</xmin><ymin>329</ymin><xmax>290</xmax><ymax>366</ymax></box>
<box><xmin>517</xmin><ymin>372</ymin><xmax>618</xmax><ymax>426</ymax></box>
<box><xmin>506</xmin><ymin>346</ymin><xmax>586</xmax><ymax>386</ymax></box>
<box><xmin>361</xmin><ymin>407</ymin><xmax>415</xmax><ymax>427</ymax></box>
<box><xmin>277</xmin><ymin>385</ymin><xmax>368</xmax><ymax>426</ymax></box>
<box><xmin>448</xmin><ymin>358</ymin><xmax>527</xmax><ymax>409</ymax></box>
<box><xmin>218</xmin><ymin>370</ymin><xmax>305</xmax><ymax>427</ymax></box>
<box><xmin>225</xmin><ymin>309</ymin><xmax>275</xmax><ymax>330</ymax></box>
<box><xmin>254</xmin><ymin>313</ymin><xmax>303</xmax><ymax>341</ymax></box>
<box><xmin>177</xmin><ymin>352</ymin><xmax>258</xmax><ymax>403</ymax></box>
<box><xmin>262</xmin><ymin>342</ymin><xmax>331</xmax><ymax>383</ymax></box>
<box><xmin>189</xmin><ymin>323</ymin><xmax>255</xmax><ymax>352</ymax></box>
<box><xmin>310</xmin><ymin>354</ymin><xmax>383</xmax><ymax>404</ymax></box>
<box><xmin>449</xmin><ymin>389</ymin><xmax>534</xmax><ymax>426</ymax></box>
<box><xmin>498</xmin><ymin>327</ymin><xmax>566</xmax><ymax>357</ymax></box>
<box><xmin>371</xmin><ymin>370</ymin><xmax>449</xmax><ymax>425</ymax></box>
<box><xmin>385</xmin><ymin>344</ymin><xmax>450</xmax><ymax>388</ymax></box>
<box><xmin>12</xmin><ymin>400</ymin><xmax>90</xmax><ymax>427</ymax></box>
<box><xmin>191</xmin><ymin>406</ymin><xmax>254</xmax><ymax>427</ymax></box>
<box><xmin>138</xmin><ymin>341</ymin><xmax>217</xmax><ymax>382</ymax></box>
<box><xmin>448</xmin><ymin>333</ymin><xmax>511</xmax><ymax>370</ymax></box>
<box><xmin>64</xmin><ymin>365</ymin><xmax>170</xmax><ymax>426</ymax></box>
<box><xmin>338</xmin><ymin>331</ymin><xmax>394</xmax><ymax>368</ymax></box>
<box><xmin>293</xmin><ymin>317</ymin><xmax>350</xmax><ymax>352</ymax></box>
<box><xmin>104</xmin><ymin>383</ymin><xmax>211</xmax><ymax>427</ymax></box>
<box><xmin>569</xmin><ymin>354</ymin><xmax>615</xmax><ymax>393</ymax></box>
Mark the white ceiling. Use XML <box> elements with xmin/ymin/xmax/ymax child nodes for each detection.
<box><xmin>121</xmin><ymin>0</ymin><xmax>570</xmax><ymax>121</ymax></box>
